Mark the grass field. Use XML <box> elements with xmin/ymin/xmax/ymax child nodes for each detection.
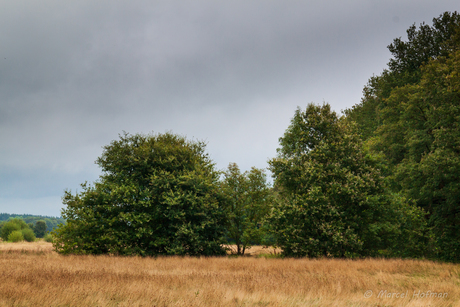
<box><xmin>0</xmin><ymin>241</ymin><xmax>459</xmax><ymax>306</ymax></box>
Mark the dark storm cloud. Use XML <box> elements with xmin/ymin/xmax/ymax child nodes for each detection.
<box><xmin>1</xmin><ymin>0</ymin><xmax>458</xmax><ymax>216</ymax></box>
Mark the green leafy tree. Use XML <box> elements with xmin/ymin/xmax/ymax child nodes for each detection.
<box><xmin>220</xmin><ymin>163</ymin><xmax>272</xmax><ymax>255</ymax></box>
<box><xmin>34</xmin><ymin>220</ymin><xmax>47</xmax><ymax>238</ymax></box>
<box><xmin>345</xmin><ymin>11</ymin><xmax>460</xmax><ymax>142</ymax></box>
<box><xmin>357</xmin><ymin>37</ymin><xmax>460</xmax><ymax>262</ymax></box>
<box><xmin>43</xmin><ymin>217</ymin><xmax>65</xmax><ymax>232</ymax></box>
<box><xmin>53</xmin><ymin>132</ymin><xmax>227</xmax><ymax>256</ymax></box>
<box><xmin>343</xmin><ymin>12</ymin><xmax>460</xmax><ymax>262</ymax></box>
<box><xmin>1</xmin><ymin>218</ymin><xmax>30</xmax><ymax>242</ymax></box>
<box><xmin>391</xmin><ymin>49</ymin><xmax>460</xmax><ymax>262</ymax></box>
<box><xmin>387</xmin><ymin>11</ymin><xmax>460</xmax><ymax>76</ymax></box>
<box><xmin>268</xmin><ymin>103</ymin><xmax>427</xmax><ymax>258</ymax></box>
<box><xmin>21</xmin><ymin>228</ymin><xmax>36</xmax><ymax>242</ymax></box>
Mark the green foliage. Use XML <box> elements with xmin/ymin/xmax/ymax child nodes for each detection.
<box><xmin>367</xmin><ymin>193</ymin><xmax>432</xmax><ymax>259</ymax></box>
<box><xmin>268</xmin><ymin>103</ymin><xmax>426</xmax><ymax>258</ymax></box>
<box><xmin>34</xmin><ymin>220</ymin><xmax>47</xmax><ymax>238</ymax></box>
<box><xmin>8</xmin><ymin>230</ymin><xmax>24</xmax><ymax>242</ymax></box>
<box><xmin>43</xmin><ymin>233</ymin><xmax>53</xmax><ymax>243</ymax></box>
<box><xmin>1</xmin><ymin>218</ymin><xmax>29</xmax><ymax>242</ymax></box>
<box><xmin>53</xmin><ymin>132</ymin><xmax>227</xmax><ymax>256</ymax></box>
<box><xmin>269</xmin><ymin>103</ymin><xmax>371</xmax><ymax>257</ymax></box>
<box><xmin>344</xmin><ymin>12</ymin><xmax>460</xmax><ymax>262</ymax></box>
<box><xmin>0</xmin><ymin>214</ymin><xmax>65</xmax><ymax>233</ymax></box>
<box><xmin>1</xmin><ymin>218</ymin><xmax>36</xmax><ymax>242</ymax></box>
<box><xmin>42</xmin><ymin>218</ymin><xmax>65</xmax><ymax>233</ymax></box>
<box><xmin>359</xmin><ymin>49</ymin><xmax>460</xmax><ymax>262</ymax></box>
<box><xmin>21</xmin><ymin>228</ymin><xmax>36</xmax><ymax>242</ymax></box>
<box><xmin>345</xmin><ymin>11</ymin><xmax>460</xmax><ymax>142</ymax></box>
<box><xmin>391</xmin><ymin>50</ymin><xmax>460</xmax><ymax>262</ymax></box>
<box><xmin>220</xmin><ymin>163</ymin><xmax>272</xmax><ymax>255</ymax></box>
<box><xmin>2</xmin><ymin>223</ymin><xmax>20</xmax><ymax>242</ymax></box>
<box><xmin>387</xmin><ymin>11</ymin><xmax>460</xmax><ymax>76</ymax></box>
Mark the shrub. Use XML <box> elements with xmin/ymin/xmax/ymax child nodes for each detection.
<box><xmin>2</xmin><ymin>218</ymin><xmax>38</xmax><ymax>243</ymax></box>
<box><xmin>1</xmin><ymin>220</ymin><xmax>22</xmax><ymax>241</ymax></box>
<box><xmin>8</xmin><ymin>230</ymin><xmax>24</xmax><ymax>242</ymax></box>
<box><xmin>43</xmin><ymin>233</ymin><xmax>53</xmax><ymax>243</ymax></box>
<box><xmin>22</xmin><ymin>228</ymin><xmax>36</xmax><ymax>242</ymax></box>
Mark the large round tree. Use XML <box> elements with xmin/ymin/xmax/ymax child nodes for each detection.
<box><xmin>268</xmin><ymin>103</ymin><xmax>427</xmax><ymax>258</ymax></box>
<box><xmin>53</xmin><ymin>132</ymin><xmax>227</xmax><ymax>256</ymax></box>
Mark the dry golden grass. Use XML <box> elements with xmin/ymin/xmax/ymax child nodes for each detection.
<box><xmin>224</xmin><ymin>245</ymin><xmax>282</xmax><ymax>256</ymax></box>
<box><xmin>0</xmin><ymin>242</ymin><xmax>459</xmax><ymax>306</ymax></box>
<box><xmin>0</xmin><ymin>240</ymin><xmax>54</xmax><ymax>252</ymax></box>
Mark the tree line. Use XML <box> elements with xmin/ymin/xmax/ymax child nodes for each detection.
<box><xmin>0</xmin><ymin>213</ymin><xmax>65</xmax><ymax>233</ymax></box>
<box><xmin>52</xmin><ymin>11</ymin><xmax>460</xmax><ymax>262</ymax></box>
<box><xmin>0</xmin><ymin>218</ymin><xmax>50</xmax><ymax>242</ymax></box>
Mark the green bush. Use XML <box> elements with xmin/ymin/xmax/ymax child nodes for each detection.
<box><xmin>34</xmin><ymin>220</ymin><xmax>47</xmax><ymax>238</ymax></box>
<box><xmin>2</xmin><ymin>218</ymin><xmax>38</xmax><ymax>243</ymax></box>
<box><xmin>1</xmin><ymin>220</ymin><xmax>22</xmax><ymax>241</ymax></box>
<box><xmin>43</xmin><ymin>233</ymin><xmax>53</xmax><ymax>243</ymax></box>
<box><xmin>22</xmin><ymin>228</ymin><xmax>36</xmax><ymax>242</ymax></box>
<box><xmin>8</xmin><ymin>230</ymin><xmax>24</xmax><ymax>242</ymax></box>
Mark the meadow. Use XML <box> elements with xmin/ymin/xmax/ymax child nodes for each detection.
<box><xmin>0</xmin><ymin>242</ymin><xmax>459</xmax><ymax>306</ymax></box>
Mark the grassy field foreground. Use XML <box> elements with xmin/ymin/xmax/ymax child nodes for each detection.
<box><xmin>0</xmin><ymin>242</ymin><xmax>459</xmax><ymax>306</ymax></box>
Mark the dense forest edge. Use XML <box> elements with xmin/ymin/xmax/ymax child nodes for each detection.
<box><xmin>9</xmin><ymin>12</ymin><xmax>460</xmax><ymax>263</ymax></box>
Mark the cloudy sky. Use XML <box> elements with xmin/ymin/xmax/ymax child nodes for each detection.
<box><xmin>1</xmin><ymin>1</ymin><xmax>458</xmax><ymax>217</ymax></box>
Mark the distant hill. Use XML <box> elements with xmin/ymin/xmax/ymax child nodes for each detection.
<box><xmin>0</xmin><ymin>213</ymin><xmax>65</xmax><ymax>232</ymax></box>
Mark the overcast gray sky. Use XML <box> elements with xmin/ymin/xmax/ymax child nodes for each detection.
<box><xmin>1</xmin><ymin>1</ymin><xmax>458</xmax><ymax>217</ymax></box>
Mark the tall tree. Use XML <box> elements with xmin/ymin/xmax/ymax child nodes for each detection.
<box><xmin>268</xmin><ymin>103</ymin><xmax>426</xmax><ymax>258</ymax></box>
<box><xmin>345</xmin><ymin>12</ymin><xmax>460</xmax><ymax>261</ymax></box>
<box><xmin>393</xmin><ymin>49</ymin><xmax>460</xmax><ymax>262</ymax></box>
<box><xmin>220</xmin><ymin>163</ymin><xmax>272</xmax><ymax>255</ymax></box>
<box><xmin>53</xmin><ymin>132</ymin><xmax>227</xmax><ymax>256</ymax></box>
<box><xmin>34</xmin><ymin>220</ymin><xmax>47</xmax><ymax>238</ymax></box>
<box><xmin>345</xmin><ymin>11</ymin><xmax>460</xmax><ymax>142</ymax></box>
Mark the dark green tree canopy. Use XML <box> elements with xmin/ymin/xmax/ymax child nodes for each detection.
<box><xmin>34</xmin><ymin>220</ymin><xmax>47</xmax><ymax>238</ymax></box>
<box><xmin>268</xmin><ymin>103</ymin><xmax>426</xmax><ymax>258</ymax></box>
<box><xmin>388</xmin><ymin>11</ymin><xmax>460</xmax><ymax>75</ymax></box>
<box><xmin>269</xmin><ymin>104</ymin><xmax>377</xmax><ymax>257</ymax></box>
<box><xmin>345</xmin><ymin>11</ymin><xmax>460</xmax><ymax>141</ymax></box>
<box><xmin>390</xmin><ymin>49</ymin><xmax>460</xmax><ymax>261</ymax></box>
<box><xmin>271</xmin><ymin>103</ymin><xmax>374</xmax><ymax>196</ymax></box>
<box><xmin>344</xmin><ymin>12</ymin><xmax>460</xmax><ymax>262</ymax></box>
<box><xmin>53</xmin><ymin>132</ymin><xmax>226</xmax><ymax>256</ymax></box>
<box><xmin>220</xmin><ymin>163</ymin><xmax>272</xmax><ymax>255</ymax></box>
<box><xmin>277</xmin><ymin>104</ymin><xmax>340</xmax><ymax>158</ymax></box>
